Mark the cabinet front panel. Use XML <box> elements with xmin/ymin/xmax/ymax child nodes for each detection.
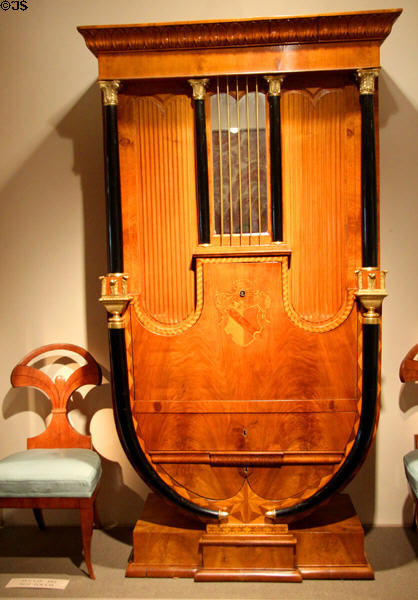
<box><xmin>127</xmin><ymin>260</ymin><xmax>359</xmax><ymax>508</ymax></box>
<box><xmin>282</xmin><ymin>77</ymin><xmax>361</xmax><ymax>323</ymax></box>
<box><xmin>119</xmin><ymin>89</ymin><xmax>198</xmax><ymax>324</ymax></box>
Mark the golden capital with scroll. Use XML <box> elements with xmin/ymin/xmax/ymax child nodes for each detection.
<box><xmin>188</xmin><ymin>78</ymin><xmax>209</xmax><ymax>100</ymax></box>
<box><xmin>98</xmin><ymin>80</ymin><xmax>120</xmax><ymax>105</ymax></box>
<box><xmin>264</xmin><ymin>75</ymin><xmax>285</xmax><ymax>96</ymax></box>
<box><xmin>356</xmin><ymin>68</ymin><xmax>380</xmax><ymax>95</ymax></box>
<box><xmin>99</xmin><ymin>273</ymin><xmax>132</xmax><ymax>329</ymax></box>
<box><xmin>355</xmin><ymin>267</ymin><xmax>388</xmax><ymax>324</ymax></box>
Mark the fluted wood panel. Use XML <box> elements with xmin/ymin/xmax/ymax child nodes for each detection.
<box><xmin>282</xmin><ymin>86</ymin><xmax>360</xmax><ymax>322</ymax></box>
<box><xmin>119</xmin><ymin>93</ymin><xmax>197</xmax><ymax>323</ymax></box>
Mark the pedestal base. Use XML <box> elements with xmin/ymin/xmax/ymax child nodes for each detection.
<box><xmin>126</xmin><ymin>493</ymin><xmax>373</xmax><ymax>581</ymax></box>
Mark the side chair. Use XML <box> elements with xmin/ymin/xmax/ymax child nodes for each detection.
<box><xmin>399</xmin><ymin>343</ymin><xmax>418</xmax><ymax>528</ymax></box>
<box><xmin>0</xmin><ymin>343</ymin><xmax>102</xmax><ymax>578</ymax></box>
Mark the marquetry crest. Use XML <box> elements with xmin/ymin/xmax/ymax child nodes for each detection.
<box><xmin>215</xmin><ymin>279</ymin><xmax>271</xmax><ymax>347</ymax></box>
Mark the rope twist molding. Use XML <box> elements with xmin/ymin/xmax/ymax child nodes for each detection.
<box><xmin>132</xmin><ymin>256</ymin><xmax>356</xmax><ymax>335</ymax></box>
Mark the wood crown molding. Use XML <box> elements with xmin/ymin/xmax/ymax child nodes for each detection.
<box><xmin>78</xmin><ymin>9</ymin><xmax>402</xmax><ymax>57</ymax></box>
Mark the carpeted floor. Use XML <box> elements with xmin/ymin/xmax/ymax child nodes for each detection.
<box><xmin>0</xmin><ymin>525</ymin><xmax>416</xmax><ymax>599</ymax></box>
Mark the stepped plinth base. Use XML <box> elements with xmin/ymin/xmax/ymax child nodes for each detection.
<box><xmin>126</xmin><ymin>493</ymin><xmax>373</xmax><ymax>581</ymax></box>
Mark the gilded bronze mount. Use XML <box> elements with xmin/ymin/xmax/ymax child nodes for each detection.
<box><xmin>355</xmin><ymin>268</ymin><xmax>387</xmax><ymax>324</ymax></box>
<box><xmin>356</xmin><ymin>68</ymin><xmax>380</xmax><ymax>95</ymax></box>
<box><xmin>188</xmin><ymin>78</ymin><xmax>209</xmax><ymax>100</ymax></box>
<box><xmin>264</xmin><ymin>75</ymin><xmax>285</xmax><ymax>96</ymax></box>
<box><xmin>98</xmin><ymin>80</ymin><xmax>120</xmax><ymax>105</ymax></box>
<box><xmin>99</xmin><ymin>273</ymin><xmax>132</xmax><ymax>329</ymax></box>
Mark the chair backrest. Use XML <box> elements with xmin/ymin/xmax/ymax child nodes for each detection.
<box><xmin>10</xmin><ymin>344</ymin><xmax>102</xmax><ymax>450</ymax></box>
<box><xmin>399</xmin><ymin>344</ymin><xmax>418</xmax><ymax>450</ymax></box>
<box><xmin>400</xmin><ymin>344</ymin><xmax>418</xmax><ymax>384</ymax></box>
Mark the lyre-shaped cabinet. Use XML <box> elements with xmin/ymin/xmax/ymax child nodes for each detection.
<box><xmin>79</xmin><ymin>9</ymin><xmax>401</xmax><ymax>581</ymax></box>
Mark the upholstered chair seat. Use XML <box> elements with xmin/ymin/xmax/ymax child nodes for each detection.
<box><xmin>404</xmin><ymin>450</ymin><xmax>418</xmax><ymax>499</ymax></box>
<box><xmin>0</xmin><ymin>449</ymin><xmax>102</xmax><ymax>498</ymax></box>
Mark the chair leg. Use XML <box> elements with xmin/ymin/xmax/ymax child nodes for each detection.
<box><xmin>93</xmin><ymin>499</ymin><xmax>102</xmax><ymax>529</ymax></box>
<box><xmin>33</xmin><ymin>508</ymin><xmax>46</xmax><ymax>530</ymax></box>
<box><xmin>80</xmin><ymin>506</ymin><xmax>95</xmax><ymax>579</ymax></box>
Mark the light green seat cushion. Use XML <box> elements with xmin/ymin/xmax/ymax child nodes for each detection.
<box><xmin>0</xmin><ymin>449</ymin><xmax>101</xmax><ymax>498</ymax></box>
<box><xmin>404</xmin><ymin>450</ymin><xmax>418</xmax><ymax>498</ymax></box>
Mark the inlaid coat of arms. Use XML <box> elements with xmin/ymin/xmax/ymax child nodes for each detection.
<box><xmin>215</xmin><ymin>279</ymin><xmax>271</xmax><ymax>347</ymax></box>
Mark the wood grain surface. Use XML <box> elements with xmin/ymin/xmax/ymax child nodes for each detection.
<box><xmin>126</xmin><ymin>492</ymin><xmax>373</xmax><ymax>580</ymax></box>
<box><xmin>10</xmin><ymin>344</ymin><xmax>102</xmax><ymax>450</ymax></box>
<box><xmin>79</xmin><ymin>5</ymin><xmax>398</xmax><ymax>541</ymax></box>
<box><xmin>128</xmin><ymin>259</ymin><xmax>359</xmax><ymax>510</ymax></box>
<box><xmin>119</xmin><ymin>89</ymin><xmax>197</xmax><ymax>323</ymax></box>
<box><xmin>282</xmin><ymin>74</ymin><xmax>361</xmax><ymax>323</ymax></box>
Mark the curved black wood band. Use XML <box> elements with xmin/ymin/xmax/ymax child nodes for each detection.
<box><xmin>268</xmin><ymin>95</ymin><xmax>283</xmax><ymax>241</ymax></box>
<box><xmin>103</xmin><ymin>104</ymin><xmax>123</xmax><ymax>273</ymax></box>
<box><xmin>272</xmin><ymin>323</ymin><xmax>379</xmax><ymax>519</ymax></box>
<box><xmin>194</xmin><ymin>99</ymin><xmax>210</xmax><ymax>244</ymax></box>
<box><xmin>360</xmin><ymin>94</ymin><xmax>378</xmax><ymax>267</ymax></box>
<box><xmin>108</xmin><ymin>326</ymin><xmax>219</xmax><ymax>521</ymax></box>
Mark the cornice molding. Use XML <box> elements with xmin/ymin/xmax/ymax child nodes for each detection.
<box><xmin>78</xmin><ymin>10</ymin><xmax>402</xmax><ymax>57</ymax></box>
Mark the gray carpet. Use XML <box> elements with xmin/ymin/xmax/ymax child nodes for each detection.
<box><xmin>0</xmin><ymin>525</ymin><xmax>416</xmax><ymax>599</ymax></box>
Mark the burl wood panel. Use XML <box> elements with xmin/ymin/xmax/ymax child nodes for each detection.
<box><xmin>282</xmin><ymin>75</ymin><xmax>361</xmax><ymax>323</ymax></box>
<box><xmin>119</xmin><ymin>89</ymin><xmax>197</xmax><ymax>324</ymax></box>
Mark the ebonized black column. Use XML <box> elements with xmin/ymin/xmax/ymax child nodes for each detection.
<box><xmin>189</xmin><ymin>79</ymin><xmax>210</xmax><ymax>244</ymax></box>
<box><xmin>359</xmin><ymin>69</ymin><xmax>379</xmax><ymax>267</ymax></box>
<box><xmin>360</xmin><ymin>95</ymin><xmax>378</xmax><ymax>267</ymax></box>
<box><xmin>194</xmin><ymin>100</ymin><xmax>210</xmax><ymax>243</ymax></box>
<box><xmin>100</xmin><ymin>81</ymin><xmax>123</xmax><ymax>273</ymax></box>
<box><xmin>265</xmin><ymin>75</ymin><xmax>285</xmax><ymax>242</ymax></box>
<box><xmin>268</xmin><ymin>94</ymin><xmax>283</xmax><ymax>241</ymax></box>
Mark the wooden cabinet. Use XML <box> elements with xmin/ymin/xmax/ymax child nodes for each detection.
<box><xmin>79</xmin><ymin>9</ymin><xmax>401</xmax><ymax>580</ymax></box>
